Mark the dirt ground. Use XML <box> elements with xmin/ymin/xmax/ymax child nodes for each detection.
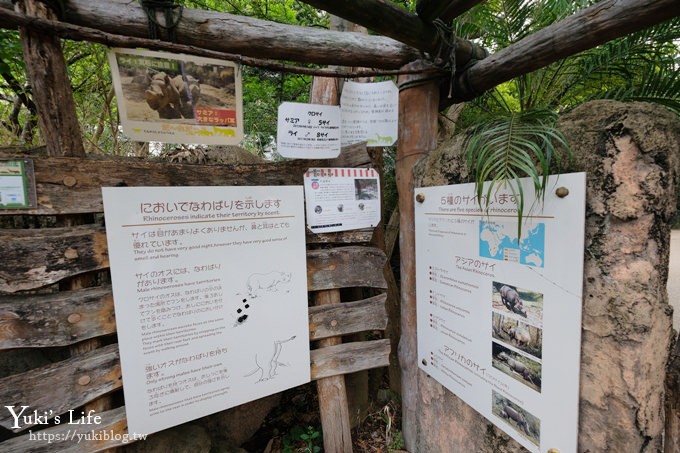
<box><xmin>242</xmin><ymin>381</ymin><xmax>407</xmax><ymax>452</ymax></box>
<box><xmin>119</xmin><ymin>76</ymin><xmax>236</xmax><ymax>123</ymax></box>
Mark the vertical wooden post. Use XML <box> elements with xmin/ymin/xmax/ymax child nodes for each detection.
<box><xmin>14</xmin><ymin>0</ymin><xmax>85</xmax><ymax>156</ymax></box>
<box><xmin>314</xmin><ymin>290</ymin><xmax>353</xmax><ymax>452</ymax></box>
<box><xmin>310</xmin><ymin>19</ymin><xmax>353</xmax><ymax>450</ymax></box>
<box><xmin>396</xmin><ymin>61</ymin><xmax>439</xmax><ymax>451</ymax></box>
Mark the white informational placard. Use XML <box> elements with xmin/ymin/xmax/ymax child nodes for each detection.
<box><xmin>340</xmin><ymin>81</ymin><xmax>398</xmax><ymax>147</ymax></box>
<box><xmin>277</xmin><ymin>102</ymin><xmax>341</xmax><ymax>158</ymax></box>
<box><xmin>102</xmin><ymin>186</ymin><xmax>310</xmax><ymax>436</ymax></box>
<box><xmin>415</xmin><ymin>173</ymin><xmax>586</xmax><ymax>453</ymax></box>
<box><xmin>108</xmin><ymin>48</ymin><xmax>244</xmax><ymax>145</ymax></box>
<box><xmin>303</xmin><ymin>167</ymin><xmax>381</xmax><ymax>234</ymax></box>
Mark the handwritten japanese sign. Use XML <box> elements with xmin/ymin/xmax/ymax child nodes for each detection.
<box><xmin>276</xmin><ymin>102</ymin><xmax>341</xmax><ymax>158</ymax></box>
<box><xmin>340</xmin><ymin>81</ymin><xmax>398</xmax><ymax>147</ymax></box>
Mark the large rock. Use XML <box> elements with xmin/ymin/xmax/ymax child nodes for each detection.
<box><xmin>412</xmin><ymin>100</ymin><xmax>680</xmax><ymax>452</ymax></box>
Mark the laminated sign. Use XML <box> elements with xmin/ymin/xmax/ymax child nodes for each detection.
<box><xmin>415</xmin><ymin>173</ymin><xmax>586</xmax><ymax>453</ymax></box>
<box><xmin>109</xmin><ymin>48</ymin><xmax>244</xmax><ymax>145</ymax></box>
<box><xmin>304</xmin><ymin>167</ymin><xmax>381</xmax><ymax>233</ymax></box>
<box><xmin>102</xmin><ymin>186</ymin><xmax>310</xmax><ymax>436</ymax></box>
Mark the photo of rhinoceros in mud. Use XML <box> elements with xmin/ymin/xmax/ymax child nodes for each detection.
<box><xmin>492</xmin><ymin>342</ymin><xmax>542</xmax><ymax>392</ymax></box>
<box><xmin>114</xmin><ymin>58</ymin><xmax>237</xmax><ymax>124</ymax></box>
<box><xmin>491</xmin><ymin>281</ymin><xmax>543</xmax><ymax>325</ymax></box>
<box><xmin>492</xmin><ymin>391</ymin><xmax>540</xmax><ymax>447</ymax></box>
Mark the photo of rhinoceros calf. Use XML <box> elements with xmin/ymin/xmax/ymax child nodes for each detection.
<box><xmin>492</xmin><ymin>391</ymin><xmax>540</xmax><ymax>446</ymax></box>
<box><xmin>116</xmin><ymin>61</ymin><xmax>236</xmax><ymax>124</ymax></box>
<box><xmin>492</xmin><ymin>312</ymin><xmax>543</xmax><ymax>359</ymax></box>
<box><xmin>491</xmin><ymin>281</ymin><xmax>543</xmax><ymax>325</ymax></box>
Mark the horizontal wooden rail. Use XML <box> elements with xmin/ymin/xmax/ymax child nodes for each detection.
<box><xmin>0</xmin><ymin>338</ymin><xmax>390</xmax><ymax>432</ymax></box>
<box><xmin>0</xmin><ymin>406</ymin><xmax>128</xmax><ymax>453</ymax></box>
<box><xmin>310</xmin><ymin>339</ymin><xmax>391</xmax><ymax>380</ymax></box>
<box><xmin>0</xmin><ymin>344</ymin><xmax>121</xmax><ymax>432</ymax></box>
<box><xmin>0</xmin><ymin>225</ymin><xmax>387</xmax><ymax>293</ymax></box>
<box><xmin>0</xmin><ymin>286</ymin><xmax>115</xmax><ymax>349</ymax></box>
<box><xmin>309</xmin><ymin>293</ymin><xmax>387</xmax><ymax>340</ymax></box>
<box><xmin>0</xmin><ymin>0</ymin><xmax>421</xmax><ymax>69</ymax></box>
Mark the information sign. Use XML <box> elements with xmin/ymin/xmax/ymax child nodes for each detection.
<box><xmin>340</xmin><ymin>81</ymin><xmax>398</xmax><ymax>147</ymax></box>
<box><xmin>109</xmin><ymin>49</ymin><xmax>244</xmax><ymax>145</ymax></box>
<box><xmin>277</xmin><ymin>102</ymin><xmax>341</xmax><ymax>158</ymax></box>
<box><xmin>415</xmin><ymin>174</ymin><xmax>586</xmax><ymax>453</ymax></box>
<box><xmin>303</xmin><ymin>167</ymin><xmax>381</xmax><ymax>233</ymax></box>
<box><xmin>102</xmin><ymin>186</ymin><xmax>310</xmax><ymax>435</ymax></box>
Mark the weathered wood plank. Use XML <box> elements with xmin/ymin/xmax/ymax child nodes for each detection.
<box><xmin>0</xmin><ymin>286</ymin><xmax>115</xmax><ymax>349</ymax></box>
<box><xmin>310</xmin><ymin>339</ymin><xmax>391</xmax><ymax>380</ymax></box>
<box><xmin>0</xmin><ymin>343</ymin><xmax>121</xmax><ymax>432</ymax></box>
<box><xmin>13</xmin><ymin>0</ymin><xmax>85</xmax><ymax>157</ymax></box>
<box><xmin>0</xmin><ymin>406</ymin><xmax>131</xmax><ymax>452</ymax></box>
<box><xmin>1</xmin><ymin>225</ymin><xmax>385</xmax><ymax>292</ymax></box>
<box><xmin>309</xmin><ymin>293</ymin><xmax>387</xmax><ymax>341</ymax></box>
<box><xmin>0</xmin><ymin>152</ymin><xmax>321</xmax><ymax>215</ymax></box>
<box><xmin>307</xmin><ymin>246</ymin><xmax>387</xmax><ymax>291</ymax></box>
<box><xmin>450</xmin><ymin>0</ymin><xmax>680</xmax><ymax>104</ymax></box>
<box><xmin>305</xmin><ymin>229</ymin><xmax>373</xmax><ymax>244</ymax></box>
<box><xmin>0</xmin><ymin>0</ymin><xmax>421</xmax><ymax>69</ymax></box>
<box><xmin>0</xmin><ymin>225</ymin><xmax>109</xmax><ymax>293</ymax></box>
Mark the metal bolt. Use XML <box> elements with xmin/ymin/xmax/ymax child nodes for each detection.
<box><xmin>78</xmin><ymin>375</ymin><xmax>91</xmax><ymax>386</ymax></box>
<box><xmin>555</xmin><ymin>187</ymin><xmax>569</xmax><ymax>198</ymax></box>
<box><xmin>416</xmin><ymin>193</ymin><xmax>425</xmax><ymax>203</ymax></box>
<box><xmin>421</xmin><ymin>359</ymin><xmax>428</xmax><ymax>366</ymax></box>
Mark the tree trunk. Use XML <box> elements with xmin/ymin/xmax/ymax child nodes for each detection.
<box><xmin>14</xmin><ymin>0</ymin><xmax>85</xmax><ymax>156</ymax></box>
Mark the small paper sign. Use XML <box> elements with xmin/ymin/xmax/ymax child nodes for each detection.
<box><xmin>0</xmin><ymin>159</ymin><xmax>37</xmax><ymax>209</ymax></box>
<box><xmin>341</xmin><ymin>81</ymin><xmax>398</xmax><ymax>147</ymax></box>
<box><xmin>304</xmin><ymin>167</ymin><xmax>381</xmax><ymax>233</ymax></box>
<box><xmin>108</xmin><ymin>48</ymin><xmax>244</xmax><ymax>145</ymax></box>
<box><xmin>277</xmin><ymin>102</ymin><xmax>341</xmax><ymax>158</ymax></box>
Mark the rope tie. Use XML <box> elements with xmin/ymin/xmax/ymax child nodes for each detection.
<box><xmin>140</xmin><ymin>0</ymin><xmax>183</xmax><ymax>42</ymax></box>
<box><xmin>431</xmin><ymin>19</ymin><xmax>458</xmax><ymax>99</ymax></box>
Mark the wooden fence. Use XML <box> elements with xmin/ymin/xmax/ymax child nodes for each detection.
<box><xmin>0</xmin><ymin>148</ymin><xmax>390</xmax><ymax>451</ymax></box>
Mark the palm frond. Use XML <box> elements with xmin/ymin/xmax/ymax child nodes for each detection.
<box><xmin>463</xmin><ymin>109</ymin><xmax>571</xmax><ymax>238</ymax></box>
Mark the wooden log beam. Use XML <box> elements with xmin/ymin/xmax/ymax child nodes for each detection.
<box><xmin>397</xmin><ymin>61</ymin><xmax>440</xmax><ymax>451</ymax></box>
<box><xmin>0</xmin><ymin>150</ymin><xmax>352</xmax><ymax>216</ymax></box>
<box><xmin>0</xmin><ymin>406</ymin><xmax>130</xmax><ymax>452</ymax></box>
<box><xmin>13</xmin><ymin>0</ymin><xmax>85</xmax><ymax>157</ymax></box>
<box><xmin>0</xmin><ymin>225</ymin><xmax>109</xmax><ymax>293</ymax></box>
<box><xmin>0</xmin><ymin>286</ymin><xmax>115</xmax><ymax>349</ymax></box>
<box><xmin>297</xmin><ymin>0</ymin><xmax>487</xmax><ymax>65</ymax></box>
<box><xmin>450</xmin><ymin>0</ymin><xmax>680</xmax><ymax>104</ymax></box>
<box><xmin>0</xmin><ymin>226</ymin><xmax>387</xmax><ymax>293</ymax></box>
<box><xmin>0</xmin><ymin>0</ymin><xmax>421</xmax><ymax>69</ymax></box>
<box><xmin>0</xmin><ymin>288</ymin><xmax>386</xmax><ymax>349</ymax></box>
<box><xmin>416</xmin><ymin>0</ymin><xmax>486</xmax><ymax>23</ymax></box>
<box><xmin>0</xmin><ymin>343</ymin><xmax>121</xmax><ymax>432</ymax></box>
